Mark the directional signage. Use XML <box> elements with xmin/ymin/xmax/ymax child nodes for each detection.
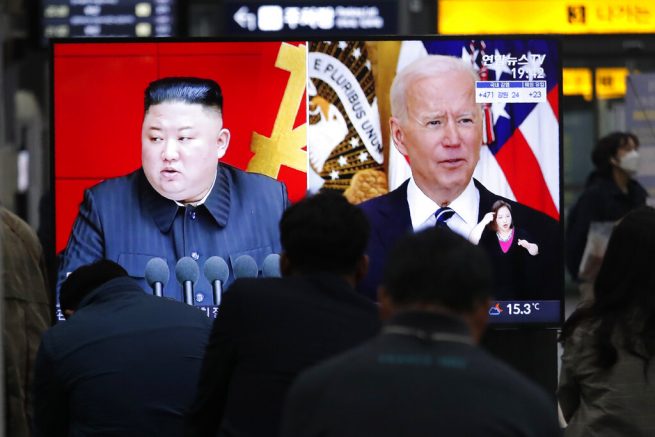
<box><xmin>226</xmin><ymin>1</ymin><xmax>397</xmax><ymax>34</ymax></box>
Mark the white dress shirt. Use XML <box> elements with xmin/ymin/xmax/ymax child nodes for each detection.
<box><xmin>406</xmin><ymin>177</ymin><xmax>480</xmax><ymax>239</ymax></box>
<box><xmin>174</xmin><ymin>173</ymin><xmax>217</xmax><ymax>207</ymax></box>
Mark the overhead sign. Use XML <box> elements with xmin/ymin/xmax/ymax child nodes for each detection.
<box><xmin>226</xmin><ymin>2</ymin><xmax>397</xmax><ymax>34</ymax></box>
<box><xmin>596</xmin><ymin>67</ymin><xmax>628</xmax><ymax>99</ymax></box>
<box><xmin>438</xmin><ymin>0</ymin><xmax>655</xmax><ymax>34</ymax></box>
<box><xmin>563</xmin><ymin>68</ymin><xmax>593</xmax><ymax>100</ymax></box>
<box><xmin>42</xmin><ymin>0</ymin><xmax>176</xmax><ymax>40</ymax></box>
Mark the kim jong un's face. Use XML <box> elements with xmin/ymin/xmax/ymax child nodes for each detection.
<box><xmin>141</xmin><ymin>101</ymin><xmax>230</xmax><ymax>203</ymax></box>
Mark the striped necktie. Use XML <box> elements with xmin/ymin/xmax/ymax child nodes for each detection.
<box><xmin>434</xmin><ymin>207</ymin><xmax>455</xmax><ymax>229</ymax></box>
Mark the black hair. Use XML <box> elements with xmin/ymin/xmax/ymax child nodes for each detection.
<box><xmin>279</xmin><ymin>192</ymin><xmax>370</xmax><ymax>275</ymax></box>
<box><xmin>59</xmin><ymin>260</ymin><xmax>128</xmax><ymax>315</ymax></box>
<box><xmin>382</xmin><ymin>228</ymin><xmax>492</xmax><ymax>312</ymax></box>
<box><xmin>144</xmin><ymin>77</ymin><xmax>223</xmax><ymax>114</ymax></box>
<box><xmin>588</xmin><ymin>131</ymin><xmax>634</xmax><ymax>182</ymax></box>
<box><xmin>560</xmin><ymin>207</ymin><xmax>655</xmax><ymax>374</ymax></box>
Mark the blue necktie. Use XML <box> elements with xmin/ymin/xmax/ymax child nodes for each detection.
<box><xmin>434</xmin><ymin>207</ymin><xmax>455</xmax><ymax>229</ymax></box>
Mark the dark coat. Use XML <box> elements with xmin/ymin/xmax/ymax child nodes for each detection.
<box><xmin>57</xmin><ymin>164</ymin><xmax>288</xmax><ymax>312</ymax></box>
<box><xmin>1</xmin><ymin>206</ymin><xmax>51</xmax><ymax>437</ymax></box>
<box><xmin>33</xmin><ymin>276</ymin><xmax>213</xmax><ymax>437</ymax></box>
<box><xmin>185</xmin><ymin>274</ymin><xmax>380</xmax><ymax>437</ymax></box>
<box><xmin>566</xmin><ymin>176</ymin><xmax>647</xmax><ymax>280</ymax></box>
<box><xmin>281</xmin><ymin>310</ymin><xmax>561</xmax><ymax>437</ymax></box>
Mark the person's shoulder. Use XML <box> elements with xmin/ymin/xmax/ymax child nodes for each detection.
<box><xmin>87</xmin><ymin>168</ymin><xmax>142</xmax><ymax>197</ymax></box>
<box><xmin>471</xmin><ymin>347</ymin><xmax>556</xmax><ymax>410</ymax></box>
<box><xmin>0</xmin><ymin>206</ymin><xmax>40</xmax><ymax>250</ymax></box>
<box><xmin>291</xmin><ymin>338</ymin><xmax>374</xmax><ymax>391</ymax></box>
<box><xmin>224</xmin><ymin>164</ymin><xmax>284</xmax><ymax>188</ymax></box>
<box><xmin>359</xmin><ymin>180</ymin><xmax>408</xmax><ymax>214</ymax></box>
<box><xmin>629</xmin><ymin>178</ymin><xmax>649</xmax><ymax>198</ymax></box>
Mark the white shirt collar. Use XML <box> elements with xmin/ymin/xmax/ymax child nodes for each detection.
<box><xmin>174</xmin><ymin>172</ymin><xmax>217</xmax><ymax>208</ymax></box>
<box><xmin>406</xmin><ymin>177</ymin><xmax>479</xmax><ymax>238</ymax></box>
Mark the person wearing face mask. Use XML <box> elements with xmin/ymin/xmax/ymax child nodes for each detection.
<box><xmin>566</xmin><ymin>132</ymin><xmax>648</xmax><ymax>292</ymax></box>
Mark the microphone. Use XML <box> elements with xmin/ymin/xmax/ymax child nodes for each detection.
<box><xmin>145</xmin><ymin>257</ymin><xmax>169</xmax><ymax>297</ymax></box>
<box><xmin>175</xmin><ymin>257</ymin><xmax>199</xmax><ymax>305</ymax></box>
<box><xmin>204</xmin><ymin>256</ymin><xmax>229</xmax><ymax>306</ymax></box>
<box><xmin>262</xmin><ymin>253</ymin><xmax>281</xmax><ymax>278</ymax></box>
<box><xmin>233</xmin><ymin>255</ymin><xmax>259</xmax><ymax>279</ymax></box>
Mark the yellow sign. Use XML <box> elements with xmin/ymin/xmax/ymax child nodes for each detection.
<box><xmin>438</xmin><ymin>0</ymin><xmax>655</xmax><ymax>34</ymax></box>
<box><xmin>596</xmin><ymin>67</ymin><xmax>628</xmax><ymax>99</ymax></box>
<box><xmin>563</xmin><ymin>68</ymin><xmax>593</xmax><ymax>100</ymax></box>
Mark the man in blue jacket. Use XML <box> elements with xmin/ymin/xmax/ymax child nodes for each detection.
<box><xmin>33</xmin><ymin>260</ymin><xmax>212</xmax><ymax>437</ymax></box>
<box><xmin>57</xmin><ymin>77</ymin><xmax>288</xmax><ymax>312</ymax></box>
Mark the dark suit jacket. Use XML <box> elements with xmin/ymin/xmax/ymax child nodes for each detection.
<box><xmin>57</xmin><ymin>164</ymin><xmax>288</xmax><ymax>310</ymax></box>
<box><xmin>358</xmin><ymin>179</ymin><xmax>561</xmax><ymax>301</ymax></box>
<box><xmin>33</xmin><ymin>277</ymin><xmax>212</xmax><ymax>437</ymax></box>
<box><xmin>281</xmin><ymin>311</ymin><xmax>562</xmax><ymax>437</ymax></box>
<box><xmin>185</xmin><ymin>274</ymin><xmax>380</xmax><ymax>437</ymax></box>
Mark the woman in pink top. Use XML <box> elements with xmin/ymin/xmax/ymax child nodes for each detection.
<box><xmin>469</xmin><ymin>200</ymin><xmax>539</xmax><ymax>299</ymax></box>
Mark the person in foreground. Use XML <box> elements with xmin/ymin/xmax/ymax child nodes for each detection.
<box><xmin>1</xmin><ymin>204</ymin><xmax>51</xmax><ymax>437</ymax></box>
<box><xmin>33</xmin><ymin>260</ymin><xmax>212</xmax><ymax>437</ymax></box>
<box><xmin>358</xmin><ymin>54</ymin><xmax>560</xmax><ymax>301</ymax></box>
<box><xmin>57</xmin><ymin>77</ymin><xmax>287</xmax><ymax>306</ymax></box>
<box><xmin>281</xmin><ymin>228</ymin><xmax>561</xmax><ymax>437</ymax></box>
<box><xmin>185</xmin><ymin>192</ymin><xmax>380</xmax><ymax>437</ymax></box>
<box><xmin>559</xmin><ymin>206</ymin><xmax>655</xmax><ymax>436</ymax></box>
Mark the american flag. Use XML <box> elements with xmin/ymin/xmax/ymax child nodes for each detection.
<box><xmin>388</xmin><ymin>39</ymin><xmax>560</xmax><ymax>220</ymax></box>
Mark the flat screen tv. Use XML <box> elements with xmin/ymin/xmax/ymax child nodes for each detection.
<box><xmin>52</xmin><ymin>37</ymin><xmax>563</xmax><ymax>326</ymax></box>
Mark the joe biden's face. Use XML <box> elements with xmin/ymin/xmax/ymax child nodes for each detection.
<box><xmin>141</xmin><ymin>101</ymin><xmax>229</xmax><ymax>203</ymax></box>
<box><xmin>390</xmin><ymin>70</ymin><xmax>483</xmax><ymax>204</ymax></box>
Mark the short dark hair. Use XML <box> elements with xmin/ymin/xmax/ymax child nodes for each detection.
<box><xmin>280</xmin><ymin>192</ymin><xmax>370</xmax><ymax>275</ymax></box>
<box><xmin>382</xmin><ymin>228</ymin><xmax>492</xmax><ymax>312</ymax></box>
<box><xmin>144</xmin><ymin>77</ymin><xmax>223</xmax><ymax>114</ymax></box>
<box><xmin>60</xmin><ymin>260</ymin><xmax>128</xmax><ymax>314</ymax></box>
<box><xmin>591</xmin><ymin>131</ymin><xmax>635</xmax><ymax>177</ymax></box>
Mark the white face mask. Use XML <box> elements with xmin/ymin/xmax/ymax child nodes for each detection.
<box><xmin>618</xmin><ymin>150</ymin><xmax>640</xmax><ymax>175</ymax></box>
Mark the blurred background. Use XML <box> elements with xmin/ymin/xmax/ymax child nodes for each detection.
<box><xmin>1</xmin><ymin>0</ymin><xmax>655</xmax><ymax>291</ymax></box>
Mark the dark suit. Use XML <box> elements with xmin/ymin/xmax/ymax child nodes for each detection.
<box><xmin>57</xmin><ymin>164</ymin><xmax>288</xmax><ymax>310</ymax></box>
<box><xmin>281</xmin><ymin>311</ymin><xmax>561</xmax><ymax>437</ymax></box>
<box><xmin>358</xmin><ymin>179</ymin><xmax>561</xmax><ymax>301</ymax></box>
<box><xmin>185</xmin><ymin>274</ymin><xmax>380</xmax><ymax>437</ymax></box>
<box><xmin>33</xmin><ymin>276</ymin><xmax>212</xmax><ymax>437</ymax></box>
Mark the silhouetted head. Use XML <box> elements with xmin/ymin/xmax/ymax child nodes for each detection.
<box><xmin>59</xmin><ymin>260</ymin><xmax>128</xmax><ymax>318</ymax></box>
<box><xmin>279</xmin><ymin>192</ymin><xmax>369</xmax><ymax>282</ymax></box>
<box><xmin>379</xmin><ymin>228</ymin><xmax>493</xmax><ymax>342</ymax></box>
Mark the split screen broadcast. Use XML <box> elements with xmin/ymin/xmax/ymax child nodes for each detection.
<box><xmin>53</xmin><ymin>38</ymin><xmax>563</xmax><ymax>325</ymax></box>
